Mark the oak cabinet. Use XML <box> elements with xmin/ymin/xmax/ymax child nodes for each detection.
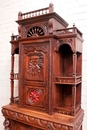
<box><xmin>2</xmin><ymin>3</ymin><xmax>84</xmax><ymax>130</ymax></box>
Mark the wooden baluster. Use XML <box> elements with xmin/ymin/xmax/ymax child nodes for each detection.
<box><xmin>38</xmin><ymin>11</ymin><xmax>40</xmax><ymax>15</ymax></box>
<box><xmin>10</xmin><ymin>55</ymin><xmax>14</xmax><ymax>103</ymax></box>
<box><xmin>23</xmin><ymin>14</ymin><xmax>25</xmax><ymax>19</ymax></box>
<box><xmin>72</xmin><ymin>85</ymin><xmax>76</xmax><ymax>115</ymax></box>
<box><xmin>32</xmin><ymin>13</ymin><xmax>34</xmax><ymax>17</ymax></box>
<box><xmin>35</xmin><ymin>12</ymin><xmax>37</xmax><ymax>16</ymax></box>
<box><xmin>14</xmin><ymin>36</ymin><xmax>16</xmax><ymax>40</ymax></box>
<box><xmin>42</xmin><ymin>10</ymin><xmax>43</xmax><ymax>14</ymax></box>
<box><xmin>37</xmin><ymin>11</ymin><xmax>38</xmax><ymax>16</ymax></box>
<box><xmin>31</xmin><ymin>13</ymin><xmax>32</xmax><ymax>17</ymax></box>
<box><xmin>73</xmin><ymin>53</ymin><xmax>77</xmax><ymax>76</ymax></box>
<box><xmin>29</xmin><ymin>13</ymin><xmax>31</xmax><ymax>17</ymax></box>
<box><xmin>28</xmin><ymin>13</ymin><xmax>30</xmax><ymax>18</ymax></box>
<box><xmin>15</xmin><ymin>36</ymin><xmax>16</xmax><ymax>40</ymax></box>
<box><xmin>22</xmin><ymin>14</ymin><xmax>24</xmax><ymax>19</ymax></box>
<box><xmin>45</xmin><ymin>9</ymin><xmax>47</xmax><ymax>14</ymax></box>
<box><xmin>26</xmin><ymin>13</ymin><xmax>28</xmax><ymax>18</ymax></box>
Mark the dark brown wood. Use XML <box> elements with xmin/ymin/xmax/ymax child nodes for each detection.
<box><xmin>2</xmin><ymin>3</ymin><xmax>84</xmax><ymax>130</ymax></box>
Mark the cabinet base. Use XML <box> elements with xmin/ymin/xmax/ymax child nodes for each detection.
<box><xmin>2</xmin><ymin>104</ymin><xmax>84</xmax><ymax>130</ymax></box>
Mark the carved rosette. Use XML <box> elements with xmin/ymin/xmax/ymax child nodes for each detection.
<box><xmin>27</xmin><ymin>89</ymin><xmax>43</xmax><ymax>105</ymax></box>
<box><xmin>29</xmin><ymin>90</ymin><xmax>40</xmax><ymax>103</ymax></box>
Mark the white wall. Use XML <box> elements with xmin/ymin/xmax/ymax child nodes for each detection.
<box><xmin>0</xmin><ymin>0</ymin><xmax>87</xmax><ymax>129</ymax></box>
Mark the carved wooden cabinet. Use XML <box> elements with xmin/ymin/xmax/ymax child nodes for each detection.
<box><xmin>2</xmin><ymin>3</ymin><xmax>84</xmax><ymax>130</ymax></box>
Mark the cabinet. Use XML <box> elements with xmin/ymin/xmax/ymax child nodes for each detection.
<box><xmin>2</xmin><ymin>3</ymin><xmax>84</xmax><ymax>130</ymax></box>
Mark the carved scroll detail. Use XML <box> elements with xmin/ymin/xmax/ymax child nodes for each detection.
<box><xmin>48</xmin><ymin>19</ymin><xmax>53</xmax><ymax>34</ymax></box>
<box><xmin>18</xmin><ymin>25</ymin><xmax>22</xmax><ymax>38</ymax></box>
<box><xmin>3</xmin><ymin>118</ymin><xmax>10</xmax><ymax>130</ymax></box>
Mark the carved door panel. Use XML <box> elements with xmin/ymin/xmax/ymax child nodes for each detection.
<box><xmin>23</xmin><ymin>44</ymin><xmax>47</xmax><ymax>82</ymax></box>
<box><xmin>19</xmin><ymin>40</ymin><xmax>51</xmax><ymax>113</ymax></box>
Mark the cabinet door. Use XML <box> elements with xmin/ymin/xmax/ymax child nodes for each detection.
<box><xmin>19</xmin><ymin>40</ymin><xmax>51</xmax><ymax>113</ymax></box>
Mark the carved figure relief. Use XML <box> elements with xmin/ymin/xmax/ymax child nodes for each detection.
<box><xmin>23</xmin><ymin>43</ymin><xmax>49</xmax><ymax>82</ymax></box>
<box><xmin>27</xmin><ymin>54</ymin><xmax>43</xmax><ymax>81</ymax></box>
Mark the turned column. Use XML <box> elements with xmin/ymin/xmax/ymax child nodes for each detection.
<box><xmin>10</xmin><ymin>54</ymin><xmax>14</xmax><ymax>103</ymax></box>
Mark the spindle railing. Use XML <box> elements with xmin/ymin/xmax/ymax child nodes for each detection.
<box><xmin>18</xmin><ymin>3</ymin><xmax>54</xmax><ymax>20</ymax></box>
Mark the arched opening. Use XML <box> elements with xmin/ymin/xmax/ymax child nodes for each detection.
<box><xmin>59</xmin><ymin>44</ymin><xmax>73</xmax><ymax>76</ymax></box>
<box><xmin>15</xmin><ymin>48</ymin><xmax>19</xmax><ymax>54</ymax></box>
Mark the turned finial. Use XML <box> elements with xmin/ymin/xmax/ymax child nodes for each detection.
<box><xmin>73</xmin><ymin>23</ymin><xmax>75</xmax><ymax>27</ymax></box>
<box><xmin>18</xmin><ymin>11</ymin><xmax>22</xmax><ymax>20</ymax></box>
<box><xmin>49</xmin><ymin>3</ymin><xmax>54</xmax><ymax>13</ymax></box>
